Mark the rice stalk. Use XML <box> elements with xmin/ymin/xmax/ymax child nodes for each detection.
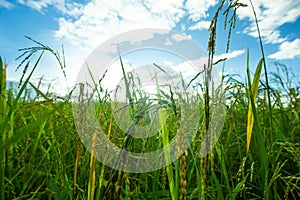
<box><xmin>16</xmin><ymin>36</ymin><xmax>69</xmax><ymax>91</ymax></box>
<box><xmin>159</xmin><ymin>109</ymin><xmax>177</xmax><ymax>200</ymax></box>
<box><xmin>248</xmin><ymin>0</ymin><xmax>273</xmax><ymax>139</ymax></box>
<box><xmin>124</xmin><ymin>173</ymin><xmax>131</xmax><ymax>200</ymax></box>
<box><xmin>95</xmin><ymin>103</ymin><xmax>113</xmax><ymax>200</ymax></box>
<box><xmin>246</xmin><ymin>51</ymin><xmax>268</xmax><ymax>198</ymax></box>
<box><xmin>73</xmin><ymin>137</ymin><xmax>81</xmax><ymax>200</ymax></box>
<box><xmin>0</xmin><ymin>56</ymin><xmax>7</xmax><ymax>200</ymax></box>
<box><xmin>180</xmin><ymin>150</ymin><xmax>187</xmax><ymax>200</ymax></box>
<box><xmin>87</xmin><ymin>132</ymin><xmax>97</xmax><ymax>200</ymax></box>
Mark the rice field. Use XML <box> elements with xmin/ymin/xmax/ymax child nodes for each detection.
<box><xmin>0</xmin><ymin>1</ymin><xmax>299</xmax><ymax>200</ymax></box>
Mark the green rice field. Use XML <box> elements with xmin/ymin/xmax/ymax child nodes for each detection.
<box><xmin>0</xmin><ymin>1</ymin><xmax>299</xmax><ymax>199</ymax></box>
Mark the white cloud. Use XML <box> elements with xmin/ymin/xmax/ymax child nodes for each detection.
<box><xmin>237</xmin><ymin>0</ymin><xmax>300</xmax><ymax>44</ymax></box>
<box><xmin>0</xmin><ymin>0</ymin><xmax>14</xmax><ymax>9</ymax></box>
<box><xmin>188</xmin><ymin>21</ymin><xmax>211</xmax><ymax>31</ymax></box>
<box><xmin>164</xmin><ymin>60</ymin><xmax>173</xmax><ymax>66</ymax></box>
<box><xmin>164</xmin><ymin>38</ymin><xmax>172</xmax><ymax>46</ymax></box>
<box><xmin>48</xmin><ymin>0</ymin><xmax>219</xmax><ymax>90</ymax></box>
<box><xmin>214</xmin><ymin>49</ymin><xmax>245</xmax><ymax>61</ymax></box>
<box><xmin>173</xmin><ymin>56</ymin><xmax>223</xmax><ymax>92</ymax></box>
<box><xmin>269</xmin><ymin>39</ymin><xmax>300</xmax><ymax>60</ymax></box>
<box><xmin>17</xmin><ymin>0</ymin><xmax>83</xmax><ymax>16</ymax></box>
<box><xmin>185</xmin><ymin>0</ymin><xmax>218</xmax><ymax>21</ymax></box>
<box><xmin>55</xmin><ymin>1</ymin><xmax>180</xmax><ymax>50</ymax></box>
<box><xmin>17</xmin><ymin>0</ymin><xmax>52</xmax><ymax>11</ymax></box>
<box><xmin>143</xmin><ymin>0</ymin><xmax>185</xmax><ymax>22</ymax></box>
<box><xmin>172</xmin><ymin>33</ymin><xmax>191</xmax><ymax>42</ymax></box>
<box><xmin>54</xmin><ymin>0</ymin><xmax>217</xmax><ymax>51</ymax></box>
<box><xmin>174</xmin><ymin>56</ymin><xmax>207</xmax><ymax>78</ymax></box>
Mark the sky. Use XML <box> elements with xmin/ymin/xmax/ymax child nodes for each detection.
<box><xmin>0</xmin><ymin>0</ymin><xmax>300</xmax><ymax>95</ymax></box>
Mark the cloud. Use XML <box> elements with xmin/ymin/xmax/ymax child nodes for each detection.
<box><xmin>172</xmin><ymin>33</ymin><xmax>191</xmax><ymax>42</ymax></box>
<box><xmin>54</xmin><ymin>0</ymin><xmax>217</xmax><ymax>51</ymax></box>
<box><xmin>188</xmin><ymin>21</ymin><xmax>211</xmax><ymax>31</ymax></box>
<box><xmin>17</xmin><ymin>0</ymin><xmax>83</xmax><ymax>16</ymax></box>
<box><xmin>269</xmin><ymin>39</ymin><xmax>300</xmax><ymax>60</ymax></box>
<box><xmin>173</xmin><ymin>56</ymin><xmax>223</xmax><ymax>91</ymax></box>
<box><xmin>173</xmin><ymin>56</ymin><xmax>208</xmax><ymax>79</ymax></box>
<box><xmin>237</xmin><ymin>0</ymin><xmax>300</xmax><ymax>44</ymax></box>
<box><xmin>0</xmin><ymin>0</ymin><xmax>14</xmax><ymax>9</ymax></box>
<box><xmin>214</xmin><ymin>49</ymin><xmax>245</xmax><ymax>61</ymax></box>
<box><xmin>55</xmin><ymin>1</ymin><xmax>174</xmax><ymax>50</ymax></box>
<box><xmin>49</xmin><ymin>0</ymin><xmax>221</xmax><ymax>90</ymax></box>
<box><xmin>185</xmin><ymin>0</ymin><xmax>218</xmax><ymax>21</ymax></box>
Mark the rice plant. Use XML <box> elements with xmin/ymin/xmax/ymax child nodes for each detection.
<box><xmin>0</xmin><ymin>0</ymin><xmax>299</xmax><ymax>199</ymax></box>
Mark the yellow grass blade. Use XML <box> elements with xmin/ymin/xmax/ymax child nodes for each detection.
<box><xmin>247</xmin><ymin>58</ymin><xmax>263</xmax><ymax>155</ymax></box>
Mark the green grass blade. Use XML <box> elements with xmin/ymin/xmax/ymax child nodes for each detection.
<box><xmin>246</xmin><ymin>51</ymin><xmax>268</xmax><ymax>197</ymax></box>
<box><xmin>0</xmin><ymin>56</ymin><xmax>7</xmax><ymax>200</ymax></box>
<box><xmin>159</xmin><ymin>109</ymin><xmax>177</xmax><ymax>200</ymax></box>
<box><xmin>0</xmin><ymin>52</ymin><xmax>44</xmax><ymax>138</ymax></box>
<box><xmin>229</xmin><ymin>179</ymin><xmax>246</xmax><ymax>200</ymax></box>
<box><xmin>249</xmin><ymin>0</ymin><xmax>273</xmax><ymax>140</ymax></box>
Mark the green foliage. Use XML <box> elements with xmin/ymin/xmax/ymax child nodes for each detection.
<box><xmin>0</xmin><ymin>1</ymin><xmax>299</xmax><ymax>199</ymax></box>
<box><xmin>0</xmin><ymin>40</ymin><xmax>299</xmax><ymax>200</ymax></box>
<box><xmin>0</xmin><ymin>56</ymin><xmax>299</xmax><ymax>200</ymax></box>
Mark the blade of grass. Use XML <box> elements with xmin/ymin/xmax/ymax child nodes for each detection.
<box><xmin>248</xmin><ymin>2</ymin><xmax>274</xmax><ymax>196</ymax></box>
<box><xmin>229</xmin><ymin>178</ymin><xmax>246</xmax><ymax>200</ymax></box>
<box><xmin>159</xmin><ymin>109</ymin><xmax>177</xmax><ymax>200</ymax></box>
<box><xmin>248</xmin><ymin>0</ymin><xmax>273</xmax><ymax>139</ymax></box>
<box><xmin>0</xmin><ymin>56</ymin><xmax>7</xmax><ymax>200</ymax></box>
<box><xmin>187</xmin><ymin>143</ymin><xmax>202</xmax><ymax>200</ymax></box>
<box><xmin>246</xmin><ymin>51</ymin><xmax>263</xmax><ymax>155</ymax></box>
<box><xmin>0</xmin><ymin>52</ymin><xmax>44</xmax><ymax>138</ymax></box>
<box><xmin>246</xmin><ymin>51</ymin><xmax>268</xmax><ymax>197</ymax></box>
<box><xmin>215</xmin><ymin>144</ymin><xmax>231</xmax><ymax>195</ymax></box>
<box><xmin>87</xmin><ymin>133</ymin><xmax>96</xmax><ymax>200</ymax></box>
<box><xmin>95</xmin><ymin>107</ymin><xmax>113</xmax><ymax>200</ymax></box>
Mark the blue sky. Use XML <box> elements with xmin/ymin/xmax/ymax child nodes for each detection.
<box><xmin>1</xmin><ymin>0</ymin><xmax>300</xmax><ymax>94</ymax></box>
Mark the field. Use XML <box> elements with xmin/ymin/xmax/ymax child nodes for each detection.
<box><xmin>1</xmin><ymin>1</ymin><xmax>299</xmax><ymax>200</ymax></box>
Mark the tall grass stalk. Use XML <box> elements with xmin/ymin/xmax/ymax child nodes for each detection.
<box><xmin>248</xmin><ymin>2</ymin><xmax>274</xmax><ymax>196</ymax></box>
<box><xmin>0</xmin><ymin>57</ymin><xmax>7</xmax><ymax>200</ymax></box>
<box><xmin>159</xmin><ymin>108</ymin><xmax>177</xmax><ymax>200</ymax></box>
<box><xmin>87</xmin><ymin>132</ymin><xmax>97</xmax><ymax>200</ymax></box>
<box><xmin>246</xmin><ymin>51</ymin><xmax>268</xmax><ymax>198</ymax></box>
<box><xmin>248</xmin><ymin>0</ymin><xmax>273</xmax><ymax>137</ymax></box>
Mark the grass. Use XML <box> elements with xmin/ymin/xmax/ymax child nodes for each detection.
<box><xmin>1</xmin><ymin>1</ymin><xmax>300</xmax><ymax>199</ymax></box>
